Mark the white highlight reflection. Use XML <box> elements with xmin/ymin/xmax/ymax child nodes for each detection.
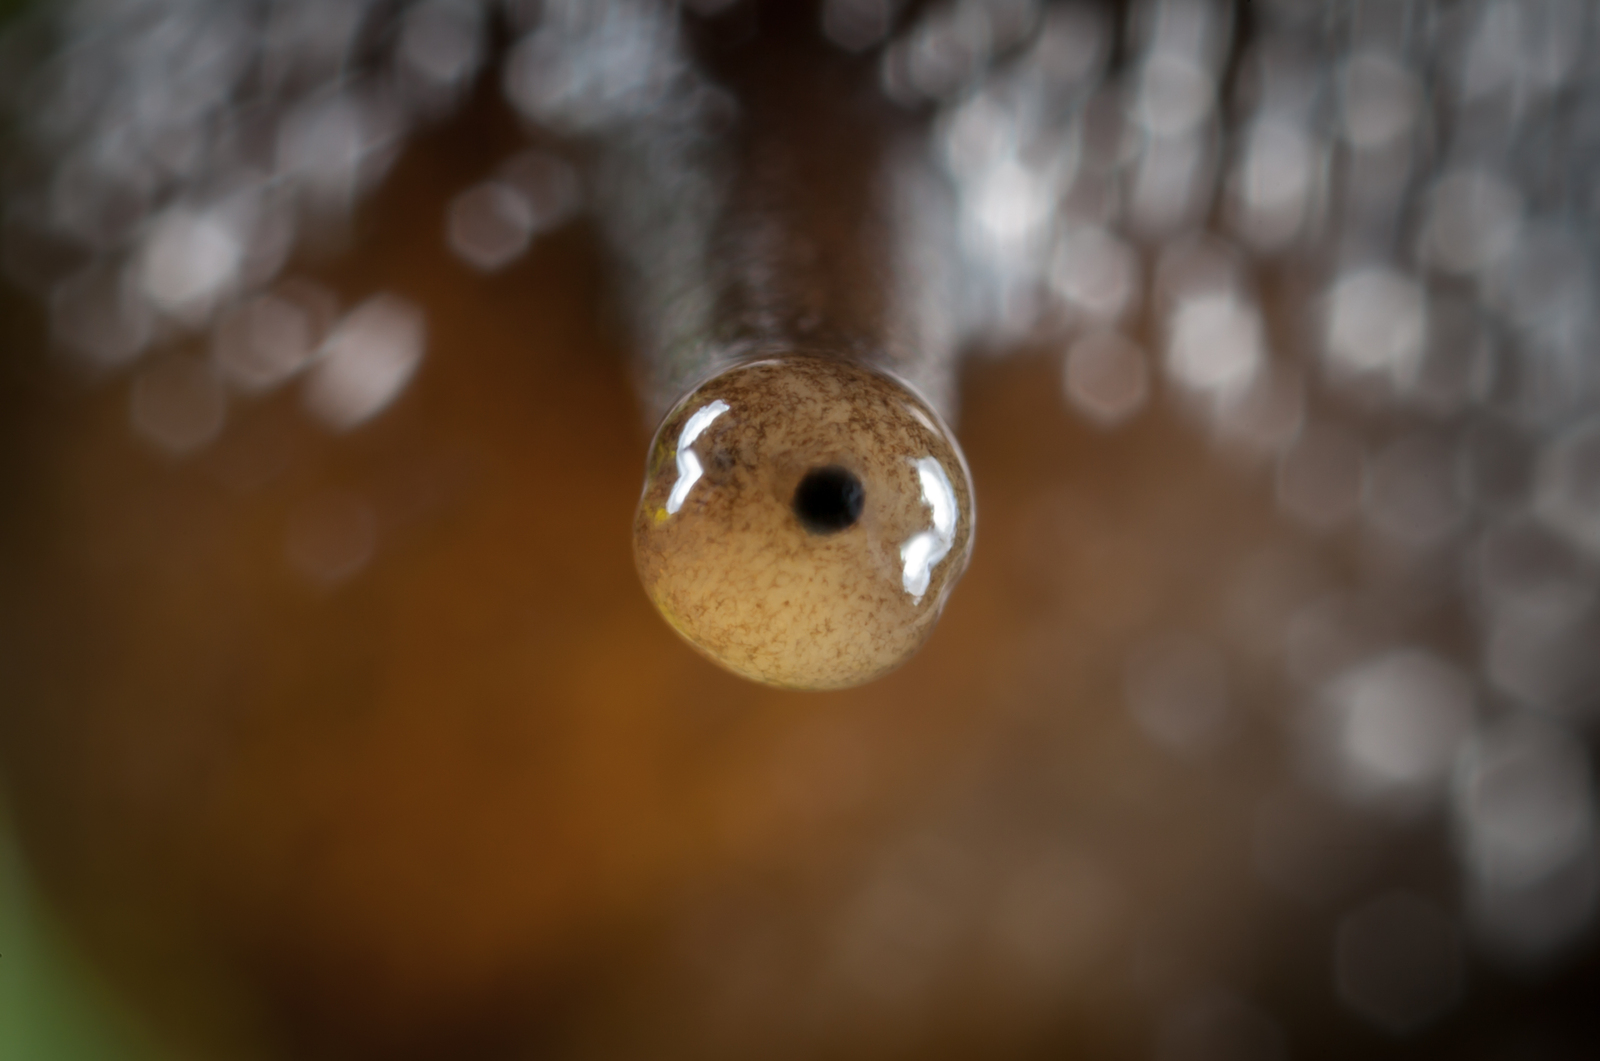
<box><xmin>1319</xmin><ymin>650</ymin><xmax>1474</xmax><ymax>813</ymax></box>
<box><xmin>900</xmin><ymin>457</ymin><xmax>957</xmax><ymax>602</ymax></box>
<box><xmin>139</xmin><ymin>206</ymin><xmax>243</xmax><ymax>321</ymax></box>
<box><xmin>304</xmin><ymin>293</ymin><xmax>426</xmax><ymax>431</ymax></box>
<box><xmin>1167</xmin><ymin>292</ymin><xmax>1264</xmax><ymax>401</ymax></box>
<box><xmin>665</xmin><ymin>399</ymin><xmax>729</xmax><ymax>515</ymax></box>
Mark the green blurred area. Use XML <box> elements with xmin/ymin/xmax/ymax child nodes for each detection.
<box><xmin>1</xmin><ymin>3</ymin><xmax>160</xmax><ymax>1052</ymax></box>
<box><xmin>0</xmin><ymin>806</ymin><xmax>172</xmax><ymax>1061</ymax></box>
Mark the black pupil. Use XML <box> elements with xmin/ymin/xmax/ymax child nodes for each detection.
<box><xmin>793</xmin><ymin>466</ymin><xmax>865</xmax><ymax>535</ymax></box>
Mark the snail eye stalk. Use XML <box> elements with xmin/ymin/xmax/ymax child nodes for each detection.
<box><xmin>609</xmin><ymin>13</ymin><xmax>976</xmax><ymax>690</ymax></box>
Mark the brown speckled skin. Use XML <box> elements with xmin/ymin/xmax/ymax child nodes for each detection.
<box><xmin>635</xmin><ymin>354</ymin><xmax>974</xmax><ymax>689</ymax></box>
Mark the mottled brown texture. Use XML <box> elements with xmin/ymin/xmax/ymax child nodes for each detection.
<box><xmin>635</xmin><ymin>355</ymin><xmax>974</xmax><ymax>689</ymax></box>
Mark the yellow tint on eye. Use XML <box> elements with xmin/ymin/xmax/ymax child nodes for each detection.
<box><xmin>634</xmin><ymin>355</ymin><xmax>975</xmax><ymax>690</ymax></box>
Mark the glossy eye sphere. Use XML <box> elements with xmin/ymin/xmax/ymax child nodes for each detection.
<box><xmin>634</xmin><ymin>355</ymin><xmax>976</xmax><ymax>690</ymax></box>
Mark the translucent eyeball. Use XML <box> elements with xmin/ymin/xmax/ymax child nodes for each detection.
<box><xmin>634</xmin><ymin>355</ymin><xmax>976</xmax><ymax>690</ymax></box>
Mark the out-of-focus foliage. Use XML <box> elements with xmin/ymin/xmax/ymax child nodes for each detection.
<box><xmin>0</xmin><ymin>807</ymin><xmax>170</xmax><ymax>1061</ymax></box>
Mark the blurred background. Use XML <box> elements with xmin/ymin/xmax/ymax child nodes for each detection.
<box><xmin>3</xmin><ymin>0</ymin><xmax>1600</xmax><ymax>1058</ymax></box>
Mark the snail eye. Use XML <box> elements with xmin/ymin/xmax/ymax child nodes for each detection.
<box><xmin>634</xmin><ymin>355</ymin><xmax>975</xmax><ymax>690</ymax></box>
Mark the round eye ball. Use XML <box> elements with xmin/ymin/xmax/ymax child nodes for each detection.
<box><xmin>634</xmin><ymin>355</ymin><xmax>975</xmax><ymax>690</ymax></box>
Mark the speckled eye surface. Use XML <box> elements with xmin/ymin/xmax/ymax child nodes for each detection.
<box><xmin>634</xmin><ymin>355</ymin><xmax>976</xmax><ymax>690</ymax></box>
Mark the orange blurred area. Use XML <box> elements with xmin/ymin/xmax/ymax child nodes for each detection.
<box><xmin>0</xmin><ymin>71</ymin><xmax>1285</xmax><ymax>1060</ymax></box>
<box><xmin>5</xmin><ymin>3</ymin><xmax>1600</xmax><ymax>1061</ymax></box>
